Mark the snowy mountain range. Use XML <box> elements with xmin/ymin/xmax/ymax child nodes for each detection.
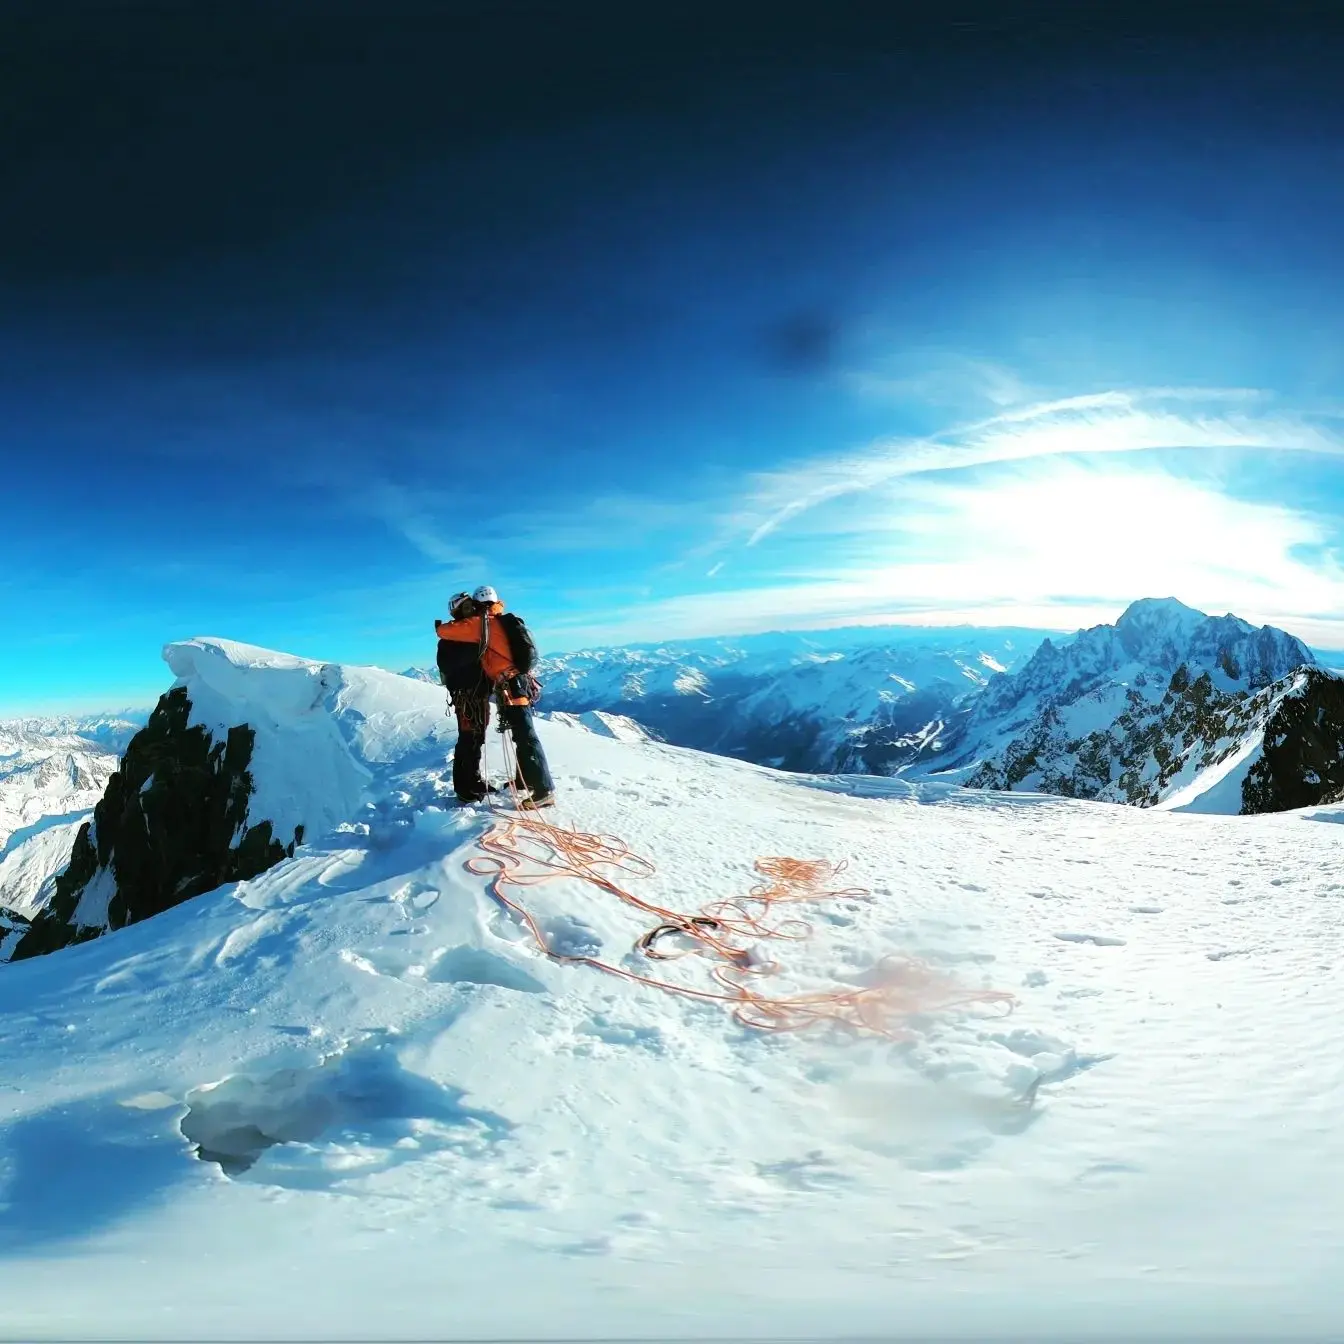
<box><xmin>0</xmin><ymin>713</ymin><xmax>145</xmax><ymax>945</ymax></box>
<box><xmin>526</xmin><ymin>599</ymin><xmax>1341</xmax><ymax>815</ymax></box>
<box><xmin>2</xmin><ymin>635</ymin><xmax>1342</xmax><ymax>1339</ymax></box>
<box><xmin>519</xmin><ymin>625</ymin><xmax>1050</xmax><ymax>773</ymax></box>
<box><xmin>926</xmin><ymin>598</ymin><xmax>1336</xmax><ymax>811</ymax></box>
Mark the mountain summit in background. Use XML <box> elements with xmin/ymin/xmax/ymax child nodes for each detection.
<box><xmin>930</xmin><ymin>598</ymin><xmax>1334</xmax><ymax>812</ymax></box>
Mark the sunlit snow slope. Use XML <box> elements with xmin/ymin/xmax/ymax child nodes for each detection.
<box><xmin>1</xmin><ymin>639</ymin><xmax>1341</xmax><ymax>1341</ymax></box>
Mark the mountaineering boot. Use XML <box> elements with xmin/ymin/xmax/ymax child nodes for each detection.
<box><xmin>518</xmin><ymin>791</ymin><xmax>555</xmax><ymax>810</ymax></box>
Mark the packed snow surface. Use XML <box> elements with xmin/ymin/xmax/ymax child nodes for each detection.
<box><xmin>1</xmin><ymin>639</ymin><xmax>1342</xmax><ymax>1341</ymax></box>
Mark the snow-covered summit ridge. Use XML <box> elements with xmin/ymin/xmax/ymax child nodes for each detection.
<box><xmin>163</xmin><ymin>637</ymin><xmax>455</xmax><ymax>842</ymax></box>
<box><xmin>541</xmin><ymin>709</ymin><xmax>657</xmax><ymax>744</ymax></box>
<box><xmin>1113</xmin><ymin>596</ymin><xmax>1312</xmax><ymax>682</ymax></box>
<box><xmin>971</xmin><ymin>598</ymin><xmax>1312</xmax><ymax>729</ymax></box>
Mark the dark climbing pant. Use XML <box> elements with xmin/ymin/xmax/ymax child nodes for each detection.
<box><xmin>451</xmin><ymin>691</ymin><xmax>555</xmax><ymax>802</ymax></box>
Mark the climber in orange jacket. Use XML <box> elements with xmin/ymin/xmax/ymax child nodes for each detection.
<box><xmin>435</xmin><ymin>585</ymin><xmax>555</xmax><ymax>808</ymax></box>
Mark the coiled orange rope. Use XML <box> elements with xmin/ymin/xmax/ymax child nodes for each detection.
<box><xmin>465</xmin><ymin>730</ymin><xmax>1014</xmax><ymax>1040</ymax></box>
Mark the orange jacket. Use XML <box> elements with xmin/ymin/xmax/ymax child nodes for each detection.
<box><xmin>434</xmin><ymin>603</ymin><xmax>517</xmax><ymax>684</ymax></box>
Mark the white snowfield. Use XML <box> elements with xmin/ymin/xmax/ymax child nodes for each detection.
<box><xmin>1</xmin><ymin>637</ymin><xmax>1342</xmax><ymax>1341</ymax></box>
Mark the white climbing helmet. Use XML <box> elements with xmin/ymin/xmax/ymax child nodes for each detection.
<box><xmin>472</xmin><ymin>584</ymin><xmax>499</xmax><ymax>605</ymax></box>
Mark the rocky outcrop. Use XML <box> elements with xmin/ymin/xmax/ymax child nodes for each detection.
<box><xmin>965</xmin><ymin>665</ymin><xmax>1276</xmax><ymax>804</ymax></box>
<box><xmin>11</xmin><ymin>686</ymin><xmax>302</xmax><ymax>961</ymax></box>
<box><xmin>1242</xmin><ymin>668</ymin><xmax>1344</xmax><ymax>814</ymax></box>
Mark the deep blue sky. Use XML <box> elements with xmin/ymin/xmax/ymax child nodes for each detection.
<box><xmin>5</xmin><ymin>2</ymin><xmax>1344</xmax><ymax>712</ymax></box>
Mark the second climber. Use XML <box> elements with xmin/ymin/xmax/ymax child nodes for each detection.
<box><xmin>434</xmin><ymin>584</ymin><xmax>556</xmax><ymax>809</ymax></box>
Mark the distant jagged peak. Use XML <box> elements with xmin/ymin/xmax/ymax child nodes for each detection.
<box><xmin>1113</xmin><ymin>596</ymin><xmax>1307</xmax><ymax>649</ymax></box>
<box><xmin>1046</xmin><ymin>597</ymin><xmax>1312</xmax><ymax>680</ymax></box>
<box><xmin>1114</xmin><ymin>595</ymin><xmax>1208</xmax><ymax>633</ymax></box>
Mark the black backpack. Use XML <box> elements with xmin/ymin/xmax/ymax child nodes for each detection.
<box><xmin>495</xmin><ymin>612</ymin><xmax>538</xmax><ymax>674</ymax></box>
<box><xmin>437</xmin><ymin>636</ymin><xmax>487</xmax><ymax>693</ymax></box>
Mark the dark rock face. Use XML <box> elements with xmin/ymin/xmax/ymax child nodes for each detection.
<box><xmin>1242</xmin><ymin>669</ymin><xmax>1344</xmax><ymax>814</ymax></box>
<box><xmin>964</xmin><ymin>666</ymin><xmax>1277</xmax><ymax>805</ymax></box>
<box><xmin>12</xmin><ymin>687</ymin><xmax>302</xmax><ymax>961</ymax></box>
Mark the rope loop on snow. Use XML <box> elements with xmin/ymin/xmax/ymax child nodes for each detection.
<box><xmin>464</xmin><ymin>731</ymin><xmax>1015</xmax><ymax>1039</ymax></box>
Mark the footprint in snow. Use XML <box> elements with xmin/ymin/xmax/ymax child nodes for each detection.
<box><xmin>179</xmin><ymin>1042</ymin><xmax>513</xmax><ymax>1182</ymax></box>
<box><xmin>557</xmin><ymin>1236</ymin><xmax>612</xmax><ymax>1257</ymax></box>
<box><xmin>1077</xmin><ymin>1160</ymin><xmax>1142</xmax><ymax>1186</ymax></box>
<box><xmin>1053</xmin><ymin>931</ymin><xmax>1127</xmax><ymax>947</ymax></box>
<box><xmin>576</xmin><ymin>1013</ymin><xmax>666</xmax><ymax>1052</ymax></box>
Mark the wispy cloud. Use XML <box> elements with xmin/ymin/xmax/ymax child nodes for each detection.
<box><xmin>843</xmin><ymin>353</ymin><xmax>1034</xmax><ymax>409</ymax></box>
<box><xmin>348</xmin><ymin>381</ymin><xmax>1344</xmax><ymax>658</ymax></box>
<box><xmin>543</xmin><ymin>451</ymin><xmax>1344</xmax><ymax>652</ymax></box>
<box><xmin>736</xmin><ymin>388</ymin><xmax>1344</xmax><ymax>548</ymax></box>
<box><xmin>361</xmin><ymin>480</ymin><xmax>485</xmax><ymax>573</ymax></box>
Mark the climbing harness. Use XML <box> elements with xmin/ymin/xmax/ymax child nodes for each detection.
<box><xmin>465</xmin><ymin>731</ymin><xmax>1015</xmax><ymax>1040</ymax></box>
